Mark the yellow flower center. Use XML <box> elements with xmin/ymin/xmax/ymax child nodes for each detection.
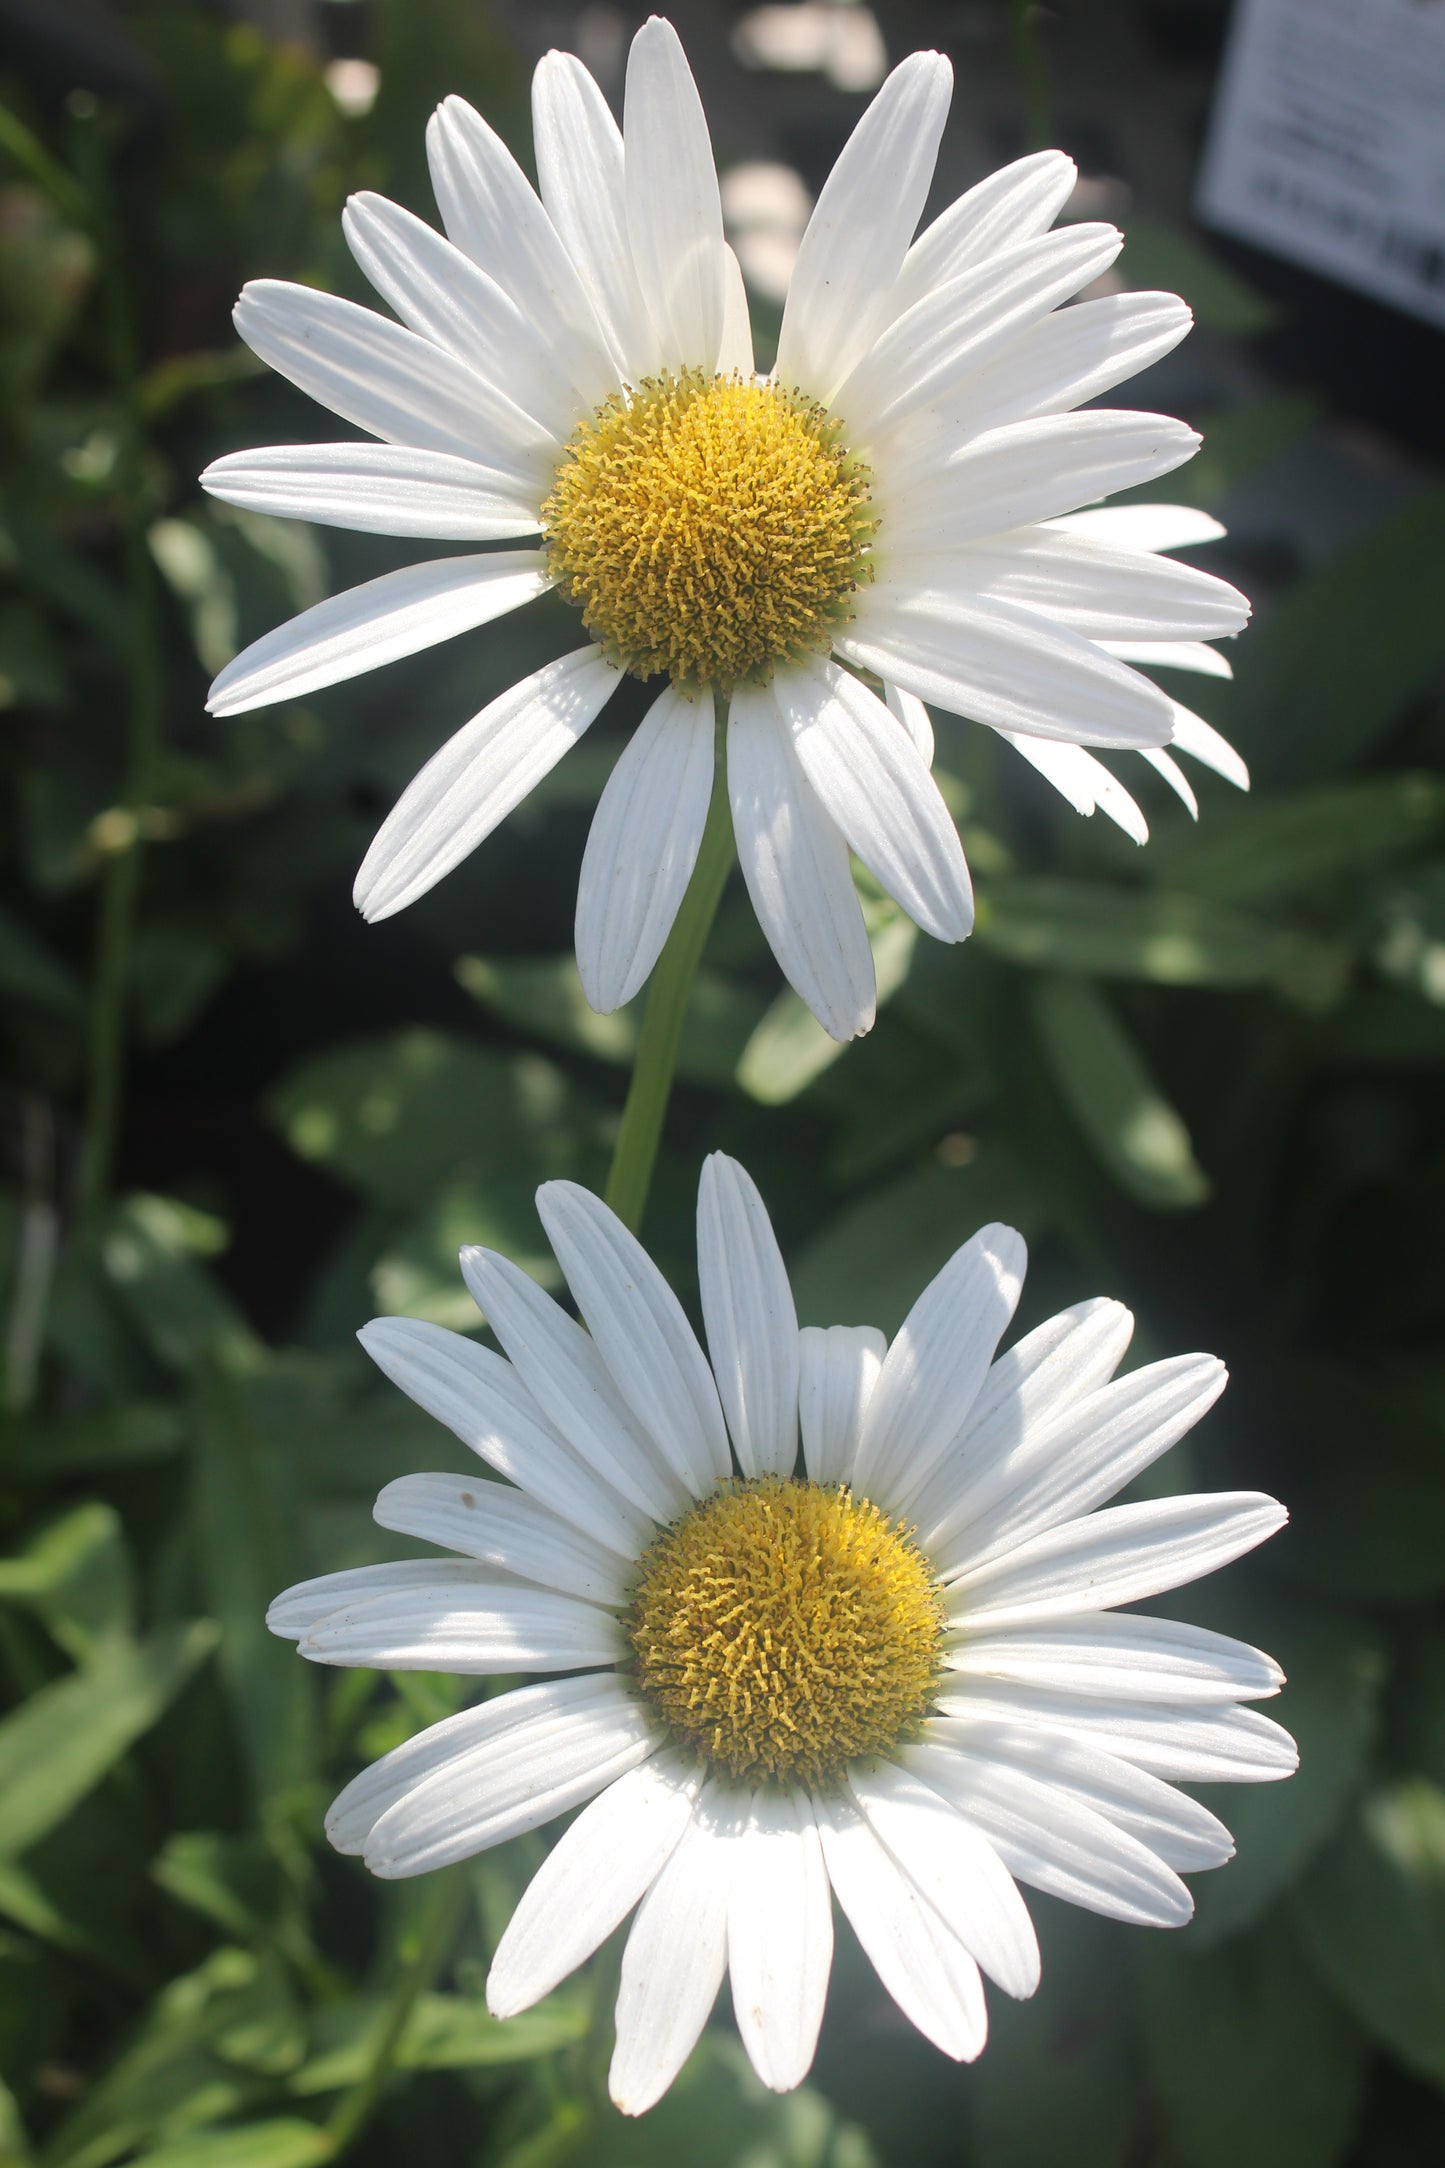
<box><xmin>541</xmin><ymin>371</ymin><xmax>877</xmax><ymax>693</ymax></box>
<box><xmin>626</xmin><ymin>1477</ymin><xmax>944</xmax><ymax>1788</ymax></box>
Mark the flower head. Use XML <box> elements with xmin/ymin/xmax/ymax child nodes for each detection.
<box><xmin>206</xmin><ymin>17</ymin><xmax>1249</xmax><ymax>1038</ymax></box>
<box><xmin>269</xmin><ymin>1155</ymin><xmax>1293</xmax><ymax>2113</ymax></box>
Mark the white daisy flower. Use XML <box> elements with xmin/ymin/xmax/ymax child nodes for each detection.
<box><xmin>204</xmin><ymin>16</ymin><xmax>1250</xmax><ymax>1039</ymax></box>
<box><xmin>269</xmin><ymin>1153</ymin><xmax>1294</xmax><ymax>2113</ymax></box>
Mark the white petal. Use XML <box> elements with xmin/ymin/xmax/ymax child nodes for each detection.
<box><xmin>343</xmin><ymin>191</ymin><xmax>595</xmax><ymax>439</ymax></box>
<box><xmin>300</xmin><ymin>1577</ymin><xmax>623</xmax><ymax>1672</ymax></box>
<box><xmin>575</xmin><ymin>683</ymin><xmax>715</xmax><ymax>1013</ymax></box>
<box><xmin>532</xmin><ymin>49</ymin><xmax>660</xmax><ymax>382</ymax></box>
<box><xmin>928</xmin><ymin>1352</ymin><xmax>1228</xmax><ymax>1577</ymax></box>
<box><xmin>1001</xmin><ymin>733</ymin><xmax>1149</xmax><ymax>843</ymax></box>
<box><xmin>1141</xmin><ymin>745</ymin><xmax>1199</xmax><ymax>818</ymax></box>
<box><xmin>1103</xmin><ymin>638</ymin><xmax>1233</xmax><ymax>680</ymax></box>
<box><xmin>911</xmin><ymin>1297</ymin><xmax>1133</xmax><ymax>1548</ymax></box>
<box><xmin>728</xmin><ymin>682</ymin><xmax>876</xmax><ymax>1041</ymax></box>
<box><xmin>268</xmin><ymin>1560</ymin><xmax>479</xmax><ymax>1641</ymax></box>
<box><xmin>426</xmin><ymin>95</ymin><xmax>616</xmax><ymax>406</ymax></box>
<box><xmin>1048</xmin><ymin>505</ymin><xmax>1228</xmax><ymax>554</ymax></box>
<box><xmin>623</xmin><ymin>18</ymin><xmax>727</xmax><ymax>371</ymax></box>
<box><xmin>852</xmin><ymin>1224</ymin><xmax>1027</xmax><ymax>1513</ymax></box>
<box><xmin>728</xmin><ymin>1790</ymin><xmax>833</xmax><ymax>2093</ymax></box>
<box><xmin>946</xmin><ymin>1491</ymin><xmax>1289</xmax><ymax>1628</ymax></box>
<box><xmin>885</xmin><ymin>150</ymin><xmax>1078</xmax><ymax>326</ymax></box>
<box><xmin>907</xmin><ymin>1739</ymin><xmax>1193</xmax><ymax>1927</ymax></box>
<box><xmin>361</xmin><ymin>1675</ymin><xmax>656</xmax><ymax>1876</ymax></box>
<box><xmin>946</xmin><ymin>1611</ymin><xmax>1284</xmax><ymax>1704</ymax></box>
<box><xmin>909</xmin><ymin>528</ymin><xmax>1249</xmax><ymax>642</ymax></box>
<box><xmin>885</xmin><ymin>680</ymin><xmax>934</xmax><ymax>765</ymax></box>
<box><xmin>878</xmin><ymin>292</ymin><xmax>1193</xmax><ymax>460</ymax></box>
<box><xmin>879</xmin><ymin>409</ymin><xmax>1202</xmax><ymax>550</ymax></box>
<box><xmin>719</xmin><ymin>244</ymin><xmax>755</xmax><ymax>377</ymax></box>
<box><xmin>357</xmin><ymin>1316</ymin><xmax>647</xmax><ymax>1557</ymax></box>
<box><xmin>697</xmin><ymin>1153</ymin><xmax>799</xmax><ymax>1479</ymax></box>
<box><xmin>841</xmin><ymin>225</ymin><xmax>1123</xmax><ymax>442</ymax></box>
<box><xmin>199</xmin><ymin>442</ymin><xmax>541</xmax><ymax>541</ymax></box>
<box><xmin>372</xmin><ymin>1472</ymin><xmax>629</xmax><ymax>1605</ymax></box>
<box><xmin>459</xmin><ymin>1245</ymin><xmax>690</xmax><ymax>1523</ymax></box>
<box><xmin>353</xmin><ymin>646</ymin><xmax>621</xmax><ymax>923</ymax></box>
<box><xmin>233</xmin><ymin>280</ymin><xmax>555</xmax><ymax>489</ymax></box>
<box><xmin>783</xmin><ymin>659</ymin><xmax>974</xmax><ymax>942</ymax></box>
<box><xmin>1168</xmin><ymin>702</ymin><xmax>1250</xmax><ymax>788</ymax></box>
<box><xmin>325</xmin><ymin>1672</ymin><xmax>637</xmax><ymax>1853</ymax></box>
<box><xmin>840</xmin><ymin>590</ymin><xmax>1175</xmax><ymax>750</ymax></box>
<box><xmin>775</xmin><ymin>52</ymin><xmax>953</xmax><ymax>405</ymax></box>
<box><xmin>534</xmin><ymin>1181</ymin><xmax>731</xmax><ymax>1497</ymax></box>
<box><xmin>206</xmin><ymin>553</ymin><xmax>551</xmax><ymax>717</ymax></box>
<box><xmin>609</xmin><ymin>1784</ymin><xmax>742</xmax><ymax>2116</ymax></box>
<box><xmin>814</xmin><ymin>1792</ymin><xmax>986</xmax><ymax>2060</ymax></box>
<box><xmin>488</xmin><ymin>1754</ymin><xmax>701</xmax><ymax>2017</ymax></box>
<box><xmin>799</xmin><ymin>1325</ymin><xmax>887</xmax><ymax>1486</ymax></box>
<box><xmin>848</xmin><ymin>1761</ymin><xmax>1040</xmax><ymax>1998</ymax></box>
<box><xmin>925</xmin><ymin>1713</ymin><xmax>1237</xmax><ymax>1872</ymax></box>
<box><xmin>934</xmin><ymin>1685</ymin><xmax>1299</xmax><ymax>1785</ymax></box>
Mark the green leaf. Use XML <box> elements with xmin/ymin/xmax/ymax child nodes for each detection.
<box><xmin>1119</xmin><ymin>215</ymin><xmax>1279</xmax><ymax>335</ymax></box>
<box><xmin>1234</xmin><ymin>487</ymin><xmax>1445</xmax><ymax>783</ymax></box>
<box><xmin>1137</xmin><ymin>1928</ymin><xmax>1367</xmax><ymax>2168</ymax></box>
<box><xmin>1371</xmin><ymin>857</ymin><xmax>1445</xmax><ymax>1004</ymax></box>
<box><xmin>0</xmin><ymin>1620</ymin><xmax>218</xmax><ymax>1859</ymax></box>
<box><xmin>288</xmin><ymin>1991</ymin><xmax>586</xmax><ymax>2096</ymax></box>
<box><xmin>576</xmin><ymin>2034</ymin><xmax>878</xmax><ymax>2168</ymax></box>
<box><xmin>4</xmin><ymin>1399</ymin><xmax>183</xmax><ymax>1476</ymax></box>
<box><xmin>790</xmin><ymin>1144</ymin><xmax>1039</xmax><ymax>1333</ymax></box>
<box><xmin>737</xmin><ymin>916</ymin><xmax>916</xmax><ymax>1106</ymax></box>
<box><xmin>270</xmin><ymin>1031</ymin><xmax>592</xmax><ymax>1208</ymax></box>
<box><xmin>98</xmin><ymin>1194</ymin><xmax>252</xmax><ymax>1375</ymax></box>
<box><xmin>977</xmin><ymin>878</ymin><xmax>1344</xmax><ymax>1001</ymax></box>
<box><xmin>1184</xmin><ymin>1599</ymin><xmax>1385</xmax><ymax>1945</ymax></box>
<box><xmin>454</xmin><ymin>954</ymin><xmax>760</xmax><ymax>1088</ymax></box>
<box><xmin>128</xmin><ymin>2123</ymin><xmax>331</xmax><ymax>2168</ymax></box>
<box><xmin>1028</xmin><ymin>976</ymin><xmax>1210</xmax><ymax>1208</ymax></box>
<box><xmin>1156</xmin><ymin>775</ymin><xmax>1445</xmax><ymax>907</ymax></box>
<box><xmin>190</xmin><ymin>1362</ymin><xmax>319</xmax><ymax>1812</ymax></box>
<box><xmin>151</xmin><ymin>1834</ymin><xmax>286</xmax><ymax>1947</ymax></box>
<box><xmin>0</xmin><ymin>2071</ymin><xmax>29</xmax><ymax>2166</ymax></box>
<box><xmin>44</xmin><ymin>1949</ymin><xmax>295</xmax><ymax>2168</ymax></box>
<box><xmin>1293</xmin><ymin>1781</ymin><xmax>1445</xmax><ymax>2091</ymax></box>
<box><xmin>0</xmin><ymin>1501</ymin><xmax>134</xmax><ymax>1658</ymax></box>
<box><xmin>369</xmin><ymin>1168</ymin><xmax>562</xmax><ymax>1328</ymax></box>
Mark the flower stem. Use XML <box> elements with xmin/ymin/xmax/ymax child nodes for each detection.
<box><xmin>1008</xmin><ymin>0</ymin><xmax>1054</xmax><ymax>151</ymax></box>
<box><xmin>603</xmin><ymin>724</ymin><xmax>733</xmax><ymax>1234</ymax></box>
<box><xmin>70</xmin><ymin>113</ymin><xmax>165</xmax><ymax>1214</ymax></box>
<box><xmin>326</xmin><ymin>1862</ymin><xmax>467</xmax><ymax>2156</ymax></box>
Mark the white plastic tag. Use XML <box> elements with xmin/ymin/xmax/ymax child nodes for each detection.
<box><xmin>1196</xmin><ymin>0</ymin><xmax>1445</xmax><ymax>331</ymax></box>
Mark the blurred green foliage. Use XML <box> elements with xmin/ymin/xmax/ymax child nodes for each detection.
<box><xmin>1</xmin><ymin>3</ymin><xmax>1444</xmax><ymax>2165</ymax></box>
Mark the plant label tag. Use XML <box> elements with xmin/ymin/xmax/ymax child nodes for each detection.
<box><xmin>1196</xmin><ymin>0</ymin><xmax>1445</xmax><ymax>331</ymax></box>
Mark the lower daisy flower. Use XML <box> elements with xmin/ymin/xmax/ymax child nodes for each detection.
<box><xmin>204</xmin><ymin>16</ymin><xmax>1251</xmax><ymax>1043</ymax></box>
<box><xmin>269</xmin><ymin>1156</ymin><xmax>1294</xmax><ymax>2112</ymax></box>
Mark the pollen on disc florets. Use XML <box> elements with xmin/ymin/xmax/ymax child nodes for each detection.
<box><xmin>626</xmin><ymin>1476</ymin><xmax>944</xmax><ymax>1788</ymax></box>
<box><xmin>540</xmin><ymin>370</ymin><xmax>877</xmax><ymax>694</ymax></box>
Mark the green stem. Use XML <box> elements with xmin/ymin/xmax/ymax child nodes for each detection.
<box><xmin>603</xmin><ymin>727</ymin><xmax>733</xmax><ymax>1234</ymax></box>
<box><xmin>327</xmin><ymin>1864</ymin><xmax>467</xmax><ymax>2156</ymax></box>
<box><xmin>1008</xmin><ymin>0</ymin><xmax>1054</xmax><ymax>152</ymax></box>
<box><xmin>70</xmin><ymin>115</ymin><xmax>165</xmax><ymax>1213</ymax></box>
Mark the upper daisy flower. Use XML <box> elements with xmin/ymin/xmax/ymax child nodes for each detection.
<box><xmin>204</xmin><ymin>16</ymin><xmax>1250</xmax><ymax>1040</ymax></box>
<box><xmin>268</xmin><ymin>1154</ymin><xmax>1294</xmax><ymax>2114</ymax></box>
